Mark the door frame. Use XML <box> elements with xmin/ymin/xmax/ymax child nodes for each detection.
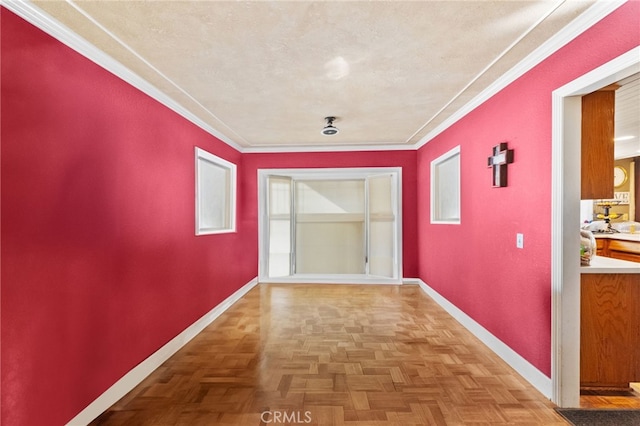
<box><xmin>551</xmin><ymin>46</ymin><xmax>639</xmax><ymax>407</ymax></box>
<box><xmin>257</xmin><ymin>167</ymin><xmax>403</xmax><ymax>284</ymax></box>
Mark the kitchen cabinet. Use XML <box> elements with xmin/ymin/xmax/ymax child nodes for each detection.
<box><xmin>581</xmin><ymin>87</ymin><xmax>616</xmax><ymax>200</ymax></box>
<box><xmin>594</xmin><ymin>235</ymin><xmax>640</xmax><ymax>263</ymax></box>
<box><xmin>608</xmin><ymin>239</ymin><xmax>640</xmax><ymax>263</ymax></box>
<box><xmin>580</xmin><ymin>272</ymin><xmax>640</xmax><ymax>388</ymax></box>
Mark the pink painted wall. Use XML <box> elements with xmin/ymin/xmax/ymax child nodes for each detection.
<box><xmin>242</xmin><ymin>151</ymin><xmax>419</xmax><ymax>278</ymax></box>
<box><xmin>2</xmin><ymin>0</ymin><xmax>639</xmax><ymax>424</ymax></box>
<box><xmin>1</xmin><ymin>10</ymin><xmax>257</xmax><ymax>425</ymax></box>
<box><xmin>416</xmin><ymin>1</ymin><xmax>640</xmax><ymax>376</ymax></box>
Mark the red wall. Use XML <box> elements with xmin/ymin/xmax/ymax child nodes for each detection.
<box><xmin>1</xmin><ymin>9</ymin><xmax>257</xmax><ymax>425</ymax></box>
<box><xmin>242</xmin><ymin>151</ymin><xmax>419</xmax><ymax>278</ymax></box>
<box><xmin>2</xmin><ymin>1</ymin><xmax>639</xmax><ymax>424</ymax></box>
<box><xmin>417</xmin><ymin>1</ymin><xmax>640</xmax><ymax>376</ymax></box>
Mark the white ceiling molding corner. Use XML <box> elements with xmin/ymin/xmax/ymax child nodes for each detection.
<box><xmin>414</xmin><ymin>0</ymin><xmax>628</xmax><ymax>151</ymax></box>
<box><xmin>2</xmin><ymin>0</ymin><xmax>245</xmax><ymax>152</ymax></box>
<box><xmin>5</xmin><ymin>1</ymin><xmax>627</xmax><ymax>153</ymax></box>
<box><xmin>241</xmin><ymin>142</ymin><xmax>417</xmax><ymax>154</ymax></box>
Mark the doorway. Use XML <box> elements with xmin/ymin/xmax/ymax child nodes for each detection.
<box><xmin>551</xmin><ymin>47</ymin><xmax>640</xmax><ymax>407</ymax></box>
<box><xmin>258</xmin><ymin>168</ymin><xmax>403</xmax><ymax>284</ymax></box>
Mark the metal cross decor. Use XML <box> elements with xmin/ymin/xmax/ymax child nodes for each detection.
<box><xmin>487</xmin><ymin>142</ymin><xmax>514</xmax><ymax>187</ymax></box>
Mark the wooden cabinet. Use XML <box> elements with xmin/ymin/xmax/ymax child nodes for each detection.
<box><xmin>595</xmin><ymin>237</ymin><xmax>640</xmax><ymax>263</ymax></box>
<box><xmin>608</xmin><ymin>239</ymin><xmax>640</xmax><ymax>263</ymax></box>
<box><xmin>581</xmin><ymin>88</ymin><xmax>616</xmax><ymax>200</ymax></box>
<box><xmin>580</xmin><ymin>273</ymin><xmax>640</xmax><ymax>388</ymax></box>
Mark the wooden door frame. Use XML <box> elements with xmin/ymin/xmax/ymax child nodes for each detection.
<box><xmin>551</xmin><ymin>47</ymin><xmax>639</xmax><ymax>407</ymax></box>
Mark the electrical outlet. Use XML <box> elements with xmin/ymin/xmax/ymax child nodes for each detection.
<box><xmin>516</xmin><ymin>233</ymin><xmax>524</xmax><ymax>249</ymax></box>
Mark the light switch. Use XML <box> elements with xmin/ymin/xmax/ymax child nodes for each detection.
<box><xmin>516</xmin><ymin>233</ymin><xmax>524</xmax><ymax>249</ymax></box>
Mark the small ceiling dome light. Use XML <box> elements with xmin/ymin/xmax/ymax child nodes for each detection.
<box><xmin>322</xmin><ymin>116</ymin><xmax>339</xmax><ymax>136</ymax></box>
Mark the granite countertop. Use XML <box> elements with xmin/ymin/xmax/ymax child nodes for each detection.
<box><xmin>581</xmin><ymin>255</ymin><xmax>640</xmax><ymax>274</ymax></box>
<box><xmin>592</xmin><ymin>232</ymin><xmax>640</xmax><ymax>242</ymax></box>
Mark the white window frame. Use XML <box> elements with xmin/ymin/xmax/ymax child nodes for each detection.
<box><xmin>195</xmin><ymin>147</ymin><xmax>236</xmax><ymax>235</ymax></box>
<box><xmin>431</xmin><ymin>145</ymin><xmax>461</xmax><ymax>224</ymax></box>
<box><xmin>257</xmin><ymin>167</ymin><xmax>403</xmax><ymax>284</ymax></box>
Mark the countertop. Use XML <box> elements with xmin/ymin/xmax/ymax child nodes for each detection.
<box><xmin>593</xmin><ymin>232</ymin><xmax>640</xmax><ymax>242</ymax></box>
<box><xmin>581</xmin><ymin>255</ymin><xmax>640</xmax><ymax>274</ymax></box>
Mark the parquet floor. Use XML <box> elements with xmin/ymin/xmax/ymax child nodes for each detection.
<box><xmin>91</xmin><ymin>284</ymin><xmax>569</xmax><ymax>425</ymax></box>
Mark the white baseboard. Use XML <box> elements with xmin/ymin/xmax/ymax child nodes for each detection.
<box><xmin>67</xmin><ymin>277</ymin><xmax>551</xmax><ymax>424</ymax></box>
<box><xmin>415</xmin><ymin>279</ymin><xmax>552</xmax><ymax>399</ymax></box>
<box><xmin>66</xmin><ymin>277</ymin><xmax>259</xmax><ymax>426</ymax></box>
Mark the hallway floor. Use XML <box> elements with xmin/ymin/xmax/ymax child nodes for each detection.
<box><xmin>580</xmin><ymin>384</ymin><xmax>640</xmax><ymax>409</ymax></box>
<box><xmin>92</xmin><ymin>284</ymin><xmax>570</xmax><ymax>425</ymax></box>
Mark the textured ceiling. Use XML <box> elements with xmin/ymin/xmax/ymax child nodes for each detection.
<box><xmin>24</xmin><ymin>1</ymin><xmax>604</xmax><ymax>151</ymax></box>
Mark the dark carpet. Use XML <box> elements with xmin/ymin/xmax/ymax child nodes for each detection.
<box><xmin>556</xmin><ymin>408</ymin><xmax>640</xmax><ymax>426</ymax></box>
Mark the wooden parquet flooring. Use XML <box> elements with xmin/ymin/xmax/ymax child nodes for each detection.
<box><xmin>91</xmin><ymin>284</ymin><xmax>569</xmax><ymax>425</ymax></box>
<box><xmin>580</xmin><ymin>385</ymin><xmax>640</xmax><ymax>409</ymax></box>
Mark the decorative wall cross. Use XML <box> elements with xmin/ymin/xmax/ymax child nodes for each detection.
<box><xmin>487</xmin><ymin>142</ymin><xmax>514</xmax><ymax>187</ymax></box>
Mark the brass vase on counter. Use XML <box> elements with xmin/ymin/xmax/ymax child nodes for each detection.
<box><xmin>580</xmin><ymin>229</ymin><xmax>596</xmax><ymax>266</ymax></box>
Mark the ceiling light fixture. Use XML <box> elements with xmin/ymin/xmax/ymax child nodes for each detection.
<box><xmin>321</xmin><ymin>116</ymin><xmax>339</xmax><ymax>136</ymax></box>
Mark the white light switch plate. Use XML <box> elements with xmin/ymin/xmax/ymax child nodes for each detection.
<box><xmin>516</xmin><ymin>233</ymin><xmax>524</xmax><ymax>249</ymax></box>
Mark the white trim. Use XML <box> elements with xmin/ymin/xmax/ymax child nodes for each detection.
<box><xmin>195</xmin><ymin>147</ymin><xmax>237</xmax><ymax>235</ymax></box>
<box><xmin>62</xmin><ymin>0</ymin><xmax>251</xmax><ymax>148</ymax></box>
<box><xmin>242</xmin><ymin>143</ymin><xmax>416</xmax><ymax>154</ymax></box>
<box><xmin>430</xmin><ymin>146</ymin><xmax>461</xmax><ymax>225</ymax></box>
<box><xmin>2</xmin><ymin>0</ymin><xmax>625</xmax><ymax>154</ymax></box>
<box><xmin>415</xmin><ymin>279</ymin><xmax>552</xmax><ymax>399</ymax></box>
<box><xmin>258</xmin><ymin>167</ymin><xmax>403</xmax><ymax>180</ymax></box>
<box><xmin>550</xmin><ymin>47</ymin><xmax>640</xmax><ymax>408</ymax></box>
<box><xmin>258</xmin><ymin>168</ymin><xmax>403</xmax><ymax>284</ymax></box>
<box><xmin>1</xmin><ymin>0</ymin><xmax>244</xmax><ymax>153</ymax></box>
<box><xmin>65</xmin><ymin>278</ymin><xmax>259</xmax><ymax>426</ymax></box>
<box><xmin>402</xmin><ymin>278</ymin><xmax>421</xmax><ymax>286</ymax></box>
<box><xmin>259</xmin><ymin>275</ymin><xmax>402</xmax><ymax>285</ymax></box>
<box><xmin>406</xmin><ymin>0</ymin><xmax>567</xmax><ymax>145</ymax></box>
<box><xmin>414</xmin><ymin>0</ymin><xmax>626</xmax><ymax>150</ymax></box>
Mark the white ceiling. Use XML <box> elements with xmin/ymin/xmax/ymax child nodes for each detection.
<box><xmin>13</xmin><ymin>1</ymin><xmax>638</xmax><ymax>153</ymax></box>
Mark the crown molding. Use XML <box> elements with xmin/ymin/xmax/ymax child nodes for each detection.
<box><xmin>414</xmin><ymin>0</ymin><xmax>627</xmax><ymax>150</ymax></box>
<box><xmin>1</xmin><ymin>0</ymin><xmax>244</xmax><ymax>153</ymax></box>
<box><xmin>242</xmin><ymin>142</ymin><xmax>416</xmax><ymax>154</ymax></box>
<box><xmin>3</xmin><ymin>0</ymin><xmax>626</xmax><ymax>154</ymax></box>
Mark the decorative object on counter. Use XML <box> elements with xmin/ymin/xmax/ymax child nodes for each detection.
<box><xmin>584</xmin><ymin>220</ymin><xmax>640</xmax><ymax>234</ymax></box>
<box><xmin>487</xmin><ymin>142</ymin><xmax>514</xmax><ymax>187</ymax></box>
<box><xmin>613</xmin><ymin>191</ymin><xmax>630</xmax><ymax>205</ymax></box>
<box><xmin>595</xmin><ymin>201</ymin><xmax>622</xmax><ymax>233</ymax></box>
<box><xmin>595</xmin><ymin>192</ymin><xmax>630</xmax><ymax>206</ymax></box>
<box><xmin>580</xmin><ymin>229</ymin><xmax>596</xmax><ymax>266</ymax></box>
<box><xmin>582</xmin><ymin>220</ymin><xmax>608</xmax><ymax>233</ymax></box>
<box><xmin>611</xmin><ymin>221</ymin><xmax>640</xmax><ymax>234</ymax></box>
